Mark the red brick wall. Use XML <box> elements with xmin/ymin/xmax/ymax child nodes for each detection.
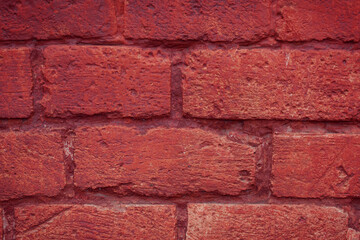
<box><xmin>1</xmin><ymin>0</ymin><xmax>360</xmax><ymax>239</ymax></box>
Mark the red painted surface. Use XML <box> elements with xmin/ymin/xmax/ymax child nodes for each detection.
<box><xmin>0</xmin><ymin>0</ymin><xmax>359</xmax><ymax>239</ymax></box>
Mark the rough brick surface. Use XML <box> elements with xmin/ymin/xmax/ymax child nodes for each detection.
<box><xmin>15</xmin><ymin>204</ymin><xmax>177</xmax><ymax>240</ymax></box>
<box><xmin>348</xmin><ymin>229</ymin><xmax>360</xmax><ymax>240</ymax></box>
<box><xmin>0</xmin><ymin>47</ymin><xmax>33</xmax><ymax>118</ymax></box>
<box><xmin>276</xmin><ymin>0</ymin><xmax>360</xmax><ymax>42</ymax></box>
<box><xmin>1</xmin><ymin>0</ymin><xmax>360</xmax><ymax>237</ymax></box>
<box><xmin>0</xmin><ymin>131</ymin><xmax>66</xmax><ymax>200</ymax></box>
<box><xmin>272</xmin><ymin>133</ymin><xmax>360</xmax><ymax>198</ymax></box>
<box><xmin>0</xmin><ymin>209</ymin><xmax>2</xmax><ymax>239</ymax></box>
<box><xmin>187</xmin><ymin>204</ymin><xmax>348</xmax><ymax>240</ymax></box>
<box><xmin>0</xmin><ymin>0</ymin><xmax>116</xmax><ymax>40</ymax></box>
<box><xmin>124</xmin><ymin>0</ymin><xmax>271</xmax><ymax>42</ymax></box>
<box><xmin>42</xmin><ymin>46</ymin><xmax>171</xmax><ymax>118</ymax></box>
<box><xmin>183</xmin><ymin>49</ymin><xmax>360</xmax><ymax>120</ymax></box>
<box><xmin>74</xmin><ymin>126</ymin><xmax>257</xmax><ymax>196</ymax></box>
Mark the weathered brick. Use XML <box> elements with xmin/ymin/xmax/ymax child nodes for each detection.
<box><xmin>272</xmin><ymin>133</ymin><xmax>360</xmax><ymax>198</ymax></box>
<box><xmin>124</xmin><ymin>0</ymin><xmax>271</xmax><ymax>42</ymax></box>
<box><xmin>42</xmin><ymin>46</ymin><xmax>171</xmax><ymax>118</ymax></box>
<box><xmin>0</xmin><ymin>0</ymin><xmax>116</xmax><ymax>40</ymax></box>
<box><xmin>183</xmin><ymin>49</ymin><xmax>360</xmax><ymax>120</ymax></box>
<box><xmin>348</xmin><ymin>229</ymin><xmax>360</xmax><ymax>240</ymax></box>
<box><xmin>15</xmin><ymin>204</ymin><xmax>176</xmax><ymax>239</ymax></box>
<box><xmin>0</xmin><ymin>209</ymin><xmax>2</xmax><ymax>239</ymax></box>
<box><xmin>0</xmin><ymin>130</ymin><xmax>66</xmax><ymax>200</ymax></box>
<box><xmin>276</xmin><ymin>0</ymin><xmax>360</xmax><ymax>42</ymax></box>
<box><xmin>187</xmin><ymin>204</ymin><xmax>348</xmax><ymax>240</ymax></box>
<box><xmin>74</xmin><ymin>126</ymin><xmax>257</xmax><ymax>196</ymax></box>
<box><xmin>0</xmin><ymin>47</ymin><xmax>32</xmax><ymax>118</ymax></box>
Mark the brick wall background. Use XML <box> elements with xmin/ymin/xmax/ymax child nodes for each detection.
<box><xmin>1</xmin><ymin>0</ymin><xmax>360</xmax><ymax>239</ymax></box>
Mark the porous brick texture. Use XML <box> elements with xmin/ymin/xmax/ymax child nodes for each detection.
<box><xmin>0</xmin><ymin>0</ymin><xmax>359</xmax><ymax>239</ymax></box>
<box><xmin>348</xmin><ymin>228</ymin><xmax>360</xmax><ymax>240</ymax></box>
<box><xmin>14</xmin><ymin>204</ymin><xmax>176</xmax><ymax>239</ymax></box>
<box><xmin>187</xmin><ymin>204</ymin><xmax>348</xmax><ymax>240</ymax></box>
<box><xmin>0</xmin><ymin>47</ymin><xmax>33</xmax><ymax>118</ymax></box>
<box><xmin>0</xmin><ymin>130</ymin><xmax>66</xmax><ymax>201</ymax></box>
<box><xmin>0</xmin><ymin>0</ymin><xmax>117</xmax><ymax>40</ymax></box>
<box><xmin>74</xmin><ymin>126</ymin><xmax>257</xmax><ymax>196</ymax></box>
<box><xmin>272</xmin><ymin>133</ymin><xmax>360</xmax><ymax>198</ymax></box>
<box><xmin>41</xmin><ymin>45</ymin><xmax>171</xmax><ymax>118</ymax></box>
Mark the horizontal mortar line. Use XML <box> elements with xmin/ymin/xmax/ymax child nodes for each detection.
<box><xmin>1</xmin><ymin>118</ymin><xmax>360</xmax><ymax>132</ymax></box>
<box><xmin>0</xmin><ymin>39</ymin><xmax>359</xmax><ymax>50</ymax></box>
<box><xmin>4</xmin><ymin>113</ymin><xmax>360</xmax><ymax>123</ymax></box>
<box><xmin>1</xmin><ymin>195</ymin><xmax>357</xmax><ymax>207</ymax></box>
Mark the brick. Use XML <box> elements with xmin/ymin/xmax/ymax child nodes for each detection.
<box><xmin>0</xmin><ymin>48</ymin><xmax>32</xmax><ymax>118</ymax></box>
<box><xmin>0</xmin><ymin>130</ymin><xmax>66</xmax><ymax>200</ymax></box>
<box><xmin>15</xmin><ymin>204</ymin><xmax>176</xmax><ymax>239</ymax></box>
<box><xmin>276</xmin><ymin>0</ymin><xmax>360</xmax><ymax>42</ymax></box>
<box><xmin>74</xmin><ymin>126</ymin><xmax>257</xmax><ymax>196</ymax></box>
<box><xmin>183</xmin><ymin>49</ymin><xmax>360</xmax><ymax>120</ymax></box>
<box><xmin>0</xmin><ymin>209</ymin><xmax>2</xmax><ymax>239</ymax></box>
<box><xmin>42</xmin><ymin>46</ymin><xmax>171</xmax><ymax>118</ymax></box>
<box><xmin>0</xmin><ymin>0</ymin><xmax>116</xmax><ymax>40</ymax></box>
<box><xmin>187</xmin><ymin>204</ymin><xmax>348</xmax><ymax>240</ymax></box>
<box><xmin>348</xmin><ymin>229</ymin><xmax>360</xmax><ymax>240</ymax></box>
<box><xmin>124</xmin><ymin>0</ymin><xmax>271</xmax><ymax>42</ymax></box>
<box><xmin>272</xmin><ymin>133</ymin><xmax>360</xmax><ymax>198</ymax></box>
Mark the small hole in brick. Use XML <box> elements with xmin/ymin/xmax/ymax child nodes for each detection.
<box><xmin>239</xmin><ymin>170</ymin><xmax>250</xmax><ymax>176</ymax></box>
<box><xmin>147</xmin><ymin>4</ymin><xmax>155</xmax><ymax>9</ymax></box>
<box><xmin>130</xmin><ymin>89</ymin><xmax>138</xmax><ymax>96</ymax></box>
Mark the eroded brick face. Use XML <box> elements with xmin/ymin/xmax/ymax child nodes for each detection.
<box><xmin>0</xmin><ymin>47</ymin><xmax>33</xmax><ymax>118</ymax></box>
<box><xmin>42</xmin><ymin>45</ymin><xmax>171</xmax><ymax>118</ymax></box>
<box><xmin>183</xmin><ymin>49</ymin><xmax>360</xmax><ymax>120</ymax></box>
<box><xmin>0</xmin><ymin>0</ymin><xmax>359</xmax><ymax>238</ymax></box>
<box><xmin>124</xmin><ymin>0</ymin><xmax>271</xmax><ymax>42</ymax></box>
<box><xmin>74</xmin><ymin>126</ymin><xmax>257</xmax><ymax>196</ymax></box>
<box><xmin>14</xmin><ymin>204</ymin><xmax>177</xmax><ymax>239</ymax></box>
<box><xmin>0</xmin><ymin>0</ymin><xmax>117</xmax><ymax>40</ymax></box>
<box><xmin>276</xmin><ymin>0</ymin><xmax>360</xmax><ymax>42</ymax></box>
<box><xmin>347</xmin><ymin>228</ymin><xmax>360</xmax><ymax>240</ymax></box>
<box><xmin>0</xmin><ymin>130</ymin><xmax>66</xmax><ymax>201</ymax></box>
<box><xmin>0</xmin><ymin>209</ymin><xmax>3</xmax><ymax>239</ymax></box>
<box><xmin>272</xmin><ymin>133</ymin><xmax>360</xmax><ymax>198</ymax></box>
<box><xmin>187</xmin><ymin>204</ymin><xmax>348</xmax><ymax>240</ymax></box>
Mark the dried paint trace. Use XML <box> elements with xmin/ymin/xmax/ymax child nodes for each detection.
<box><xmin>1</xmin><ymin>0</ymin><xmax>360</xmax><ymax>239</ymax></box>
